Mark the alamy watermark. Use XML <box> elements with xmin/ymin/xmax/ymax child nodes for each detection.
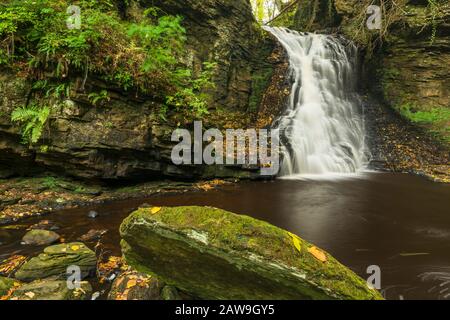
<box><xmin>171</xmin><ymin>121</ymin><xmax>280</xmax><ymax>176</ymax></box>
<box><xmin>367</xmin><ymin>265</ymin><xmax>381</xmax><ymax>290</ymax></box>
<box><xmin>66</xmin><ymin>5</ymin><xmax>81</xmax><ymax>30</ymax></box>
<box><xmin>66</xmin><ymin>265</ymin><xmax>81</xmax><ymax>290</ymax></box>
<box><xmin>366</xmin><ymin>5</ymin><xmax>382</xmax><ymax>30</ymax></box>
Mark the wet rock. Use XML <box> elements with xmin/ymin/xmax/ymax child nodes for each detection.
<box><xmin>120</xmin><ymin>206</ymin><xmax>383</xmax><ymax>300</ymax></box>
<box><xmin>0</xmin><ymin>276</ymin><xmax>18</xmax><ymax>296</ymax></box>
<box><xmin>75</xmin><ymin>187</ymin><xmax>102</xmax><ymax>196</ymax></box>
<box><xmin>91</xmin><ymin>291</ymin><xmax>101</xmax><ymax>300</ymax></box>
<box><xmin>87</xmin><ymin>210</ymin><xmax>99</xmax><ymax>219</ymax></box>
<box><xmin>107</xmin><ymin>270</ymin><xmax>165</xmax><ymax>300</ymax></box>
<box><xmin>78</xmin><ymin>229</ymin><xmax>107</xmax><ymax>242</ymax></box>
<box><xmin>22</xmin><ymin>229</ymin><xmax>60</xmax><ymax>246</ymax></box>
<box><xmin>28</xmin><ymin>220</ymin><xmax>60</xmax><ymax>231</ymax></box>
<box><xmin>11</xmin><ymin>279</ymin><xmax>92</xmax><ymax>300</ymax></box>
<box><xmin>0</xmin><ymin>229</ymin><xmax>12</xmax><ymax>243</ymax></box>
<box><xmin>15</xmin><ymin>242</ymin><xmax>96</xmax><ymax>282</ymax></box>
<box><xmin>0</xmin><ymin>197</ymin><xmax>21</xmax><ymax>209</ymax></box>
<box><xmin>0</xmin><ymin>168</ymin><xmax>14</xmax><ymax>179</ymax></box>
<box><xmin>161</xmin><ymin>285</ymin><xmax>182</xmax><ymax>300</ymax></box>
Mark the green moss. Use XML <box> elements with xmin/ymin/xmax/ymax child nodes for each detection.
<box><xmin>15</xmin><ymin>242</ymin><xmax>97</xmax><ymax>282</ymax></box>
<box><xmin>398</xmin><ymin>104</ymin><xmax>450</xmax><ymax>143</ymax></box>
<box><xmin>271</xmin><ymin>4</ymin><xmax>298</xmax><ymax>28</ymax></box>
<box><xmin>120</xmin><ymin>206</ymin><xmax>383</xmax><ymax>300</ymax></box>
<box><xmin>249</xmin><ymin>67</ymin><xmax>274</xmax><ymax>113</ymax></box>
<box><xmin>0</xmin><ymin>276</ymin><xmax>16</xmax><ymax>296</ymax></box>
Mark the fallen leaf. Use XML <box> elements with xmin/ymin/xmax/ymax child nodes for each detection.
<box><xmin>308</xmin><ymin>246</ymin><xmax>327</xmax><ymax>262</ymax></box>
<box><xmin>24</xmin><ymin>291</ymin><xmax>35</xmax><ymax>299</ymax></box>
<box><xmin>126</xmin><ymin>279</ymin><xmax>137</xmax><ymax>289</ymax></box>
<box><xmin>0</xmin><ymin>255</ymin><xmax>27</xmax><ymax>276</ymax></box>
<box><xmin>71</xmin><ymin>245</ymin><xmax>80</xmax><ymax>251</ymax></box>
<box><xmin>150</xmin><ymin>207</ymin><xmax>161</xmax><ymax>214</ymax></box>
<box><xmin>287</xmin><ymin>232</ymin><xmax>301</xmax><ymax>253</ymax></box>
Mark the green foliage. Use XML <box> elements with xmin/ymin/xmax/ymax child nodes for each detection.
<box><xmin>88</xmin><ymin>90</ymin><xmax>110</xmax><ymax>105</ymax></box>
<box><xmin>32</xmin><ymin>80</ymin><xmax>71</xmax><ymax>99</ymax></box>
<box><xmin>399</xmin><ymin>103</ymin><xmax>450</xmax><ymax>143</ymax></box>
<box><xmin>42</xmin><ymin>176</ymin><xmax>58</xmax><ymax>189</ymax></box>
<box><xmin>11</xmin><ymin>104</ymin><xmax>50</xmax><ymax>144</ymax></box>
<box><xmin>163</xmin><ymin>62</ymin><xmax>217</xmax><ymax>120</ymax></box>
<box><xmin>249</xmin><ymin>68</ymin><xmax>273</xmax><ymax>112</ymax></box>
<box><xmin>0</xmin><ymin>0</ymin><xmax>216</xmax><ymax>123</ymax></box>
<box><xmin>427</xmin><ymin>0</ymin><xmax>439</xmax><ymax>44</ymax></box>
<box><xmin>400</xmin><ymin>104</ymin><xmax>450</xmax><ymax>124</ymax></box>
<box><xmin>128</xmin><ymin>15</ymin><xmax>186</xmax><ymax>74</ymax></box>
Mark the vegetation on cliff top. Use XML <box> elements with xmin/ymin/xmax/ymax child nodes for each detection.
<box><xmin>0</xmin><ymin>0</ymin><xmax>216</xmax><ymax>144</ymax></box>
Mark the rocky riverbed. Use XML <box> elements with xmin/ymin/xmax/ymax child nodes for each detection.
<box><xmin>0</xmin><ymin>176</ymin><xmax>232</xmax><ymax>225</ymax></box>
<box><xmin>0</xmin><ymin>205</ymin><xmax>383</xmax><ymax>300</ymax></box>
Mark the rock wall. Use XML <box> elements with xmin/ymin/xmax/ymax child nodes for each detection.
<box><xmin>0</xmin><ymin>0</ymin><xmax>289</xmax><ymax>181</ymax></box>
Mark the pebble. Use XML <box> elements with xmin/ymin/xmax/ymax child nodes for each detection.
<box><xmin>87</xmin><ymin>210</ymin><xmax>99</xmax><ymax>219</ymax></box>
<box><xmin>91</xmin><ymin>291</ymin><xmax>101</xmax><ymax>300</ymax></box>
<box><xmin>107</xmin><ymin>273</ymin><xmax>117</xmax><ymax>282</ymax></box>
<box><xmin>28</xmin><ymin>220</ymin><xmax>60</xmax><ymax>231</ymax></box>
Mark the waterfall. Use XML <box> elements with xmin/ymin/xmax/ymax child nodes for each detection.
<box><xmin>265</xmin><ymin>27</ymin><xmax>368</xmax><ymax>178</ymax></box>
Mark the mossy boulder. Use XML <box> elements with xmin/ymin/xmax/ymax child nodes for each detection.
<box><xmin>11</xmin><ymin>279</ymin><xmax>92</xmax><ymax>300</ymax></box>
<box><xmin>22</xmin><ymin>229</ymin><xmax>60</xmax><ymax>246</ymax></box>
<box><xmin>161</xmin><ymin>285</ymin><xmax>182</xmax><ymax>300</ymax></box>
<box><xmin>120</xmin><ymin>206</ymin><xmax>383</xmax><ymax>300</ymax></box>
<box><xmin>15</xmin><ymin>242</ymin><xmax>96</xmax><ymax>282</ymax></box>
<box><xmin>0</xmin><ymin>276</ymin><xmax>18</xmax><ymax>296</ymax></box>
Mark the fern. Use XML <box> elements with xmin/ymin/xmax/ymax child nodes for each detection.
<box><xmin>428</xmin><ymin>0</ymin><xmax>438</xmax><ymax>45</ymax></box>
<box><xmin>11</xmin><ymin>104</ymin><xmax>50</xmax><ymax>144</ymax></box>
<box><xmin>88</xmin><ymin>90</ymin><xmax>110</xmax><ymax>105</ymax></box>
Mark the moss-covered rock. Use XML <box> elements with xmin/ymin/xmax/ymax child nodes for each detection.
<box><xmin>22</xmin><ymin>229</ymin><xmax>60</xmax><ymax>246</ymax></box>
<box><xmin>0</xmin><ymin>276</ymin><xmax>18</xmax><ymax>296</ymax></box>
<box><xmin>11</xmin><ymin>279</ymin><xmax>92</xmax><ymax>300</ymax></box>
<box><xmin>120</xmin><ymin>206</ymin><xmax>383</xmax><ymax>300</ymax></box>
<box><xmin>161</xmin><ymin>285</ymin><xmax>182</xmax><ymax>300</ymax></box>
<box><xmin>15</xmin><ymin>242</ymin><xmax>96</xmax><ymax>282</ymax></box>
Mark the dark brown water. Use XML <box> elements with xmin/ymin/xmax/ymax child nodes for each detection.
<box><xmin>1</xmin><ymin>172</ymin><xmax>450</xmax><ymax>300</ymax></box>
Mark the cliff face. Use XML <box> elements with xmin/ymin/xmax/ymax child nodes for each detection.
<box><xmin>149</xmin><ymin>0</ymin><xmax>275</xmax><ymax>113</ymax></box>
<box><xmin>377</xmin><ymin>2</ymin><xmax>450</xmax><ymax>118</ymax></box>
<box><xmin>0</xmin><ymin>0</ymin><xmax>288</xmax><ymax>180</ymax></box>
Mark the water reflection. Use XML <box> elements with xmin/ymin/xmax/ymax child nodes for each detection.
<box><xmin>1</xmin><ymin>172</ymin><xmax>449</xmax><ymax>299</ymax></box>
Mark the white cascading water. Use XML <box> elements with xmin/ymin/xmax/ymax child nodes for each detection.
<box><xmin>265</xmin><ymin>27</ymin><xmax>368</xmax><ymax>178</ymax></box>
